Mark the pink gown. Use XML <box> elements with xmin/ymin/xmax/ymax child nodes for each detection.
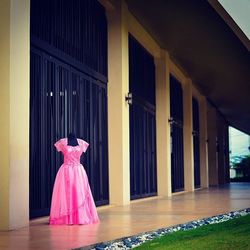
<box><xmin>49</xmin><ymin>138</ymin><xmax>100</xmax><ymax>225</ymax></box>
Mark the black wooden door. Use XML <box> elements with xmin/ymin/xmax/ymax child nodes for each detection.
<box><xmin>30</xmin><ymin>0</ymin><xmax>108</xmax><ymax>218</ymax></box>
<box><xmin>30</xmin><ymin>49</ymin><xmax>109</xmax><ymax>218</ymax></box>
<box><xmin>129</xmin><ymin>35</ymin><xmax>157</xmax><ymax>200</ymax></box>
<box><xmin>30</xmin><ymin>49</ymin><xmax>68</xmax><ymax>218</ymax></box>
<box><xmin>170</xmin><ymin>75</ymin><xmax>184</xmax><ymax>192</ymax></box>
<box><xmin>192</xmin><ymin>98</ymin><xmax>201</xmax><ymax>188</ymax></box>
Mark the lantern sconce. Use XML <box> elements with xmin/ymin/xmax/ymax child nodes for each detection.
<box><xmin>168</xmin><ymin>117</ymin><xmax>174</xmax><ymax>125</ymax></box>
<box><xmin>125</xmin><ymin>92</ymin><xmax>133</xmax><ymax>105</ymax></box>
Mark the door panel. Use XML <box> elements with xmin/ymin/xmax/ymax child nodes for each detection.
<box><xmin>30</xmin><ymin>50</ymin><xmax>68</xmax><ymax>217</ymax></box>
<box><xmin>170</xmin><ymin>75</ymin><xmax>184</xmax><ymax>192</ymax></box>
<box><xmin>129</xmin><ymin>35</ymin><xmax>157</xmax><ymax>199</ymax></box>
<box><xmin>30</xmin><ymin>49</ymin><xmax>109</xmax><ymax>218</ymax></box>
<box><xmin>192</xmin><ymin>98</ymin><xmax>201</xmax><ymax>188</ymax></box>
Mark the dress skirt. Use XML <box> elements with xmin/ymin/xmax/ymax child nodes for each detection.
<box><xmin>49</xmin><ymin>163</ymin><xmax>99</xmax><ymax>225</ymax></box>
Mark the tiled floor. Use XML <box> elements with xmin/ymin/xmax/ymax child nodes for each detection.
<box><xmin>1</xmin><ymin>183</ymin><xmax>250</xmax><ymax>250</ymax></box>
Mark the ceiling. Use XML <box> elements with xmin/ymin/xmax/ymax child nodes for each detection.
<box><xmin>126</xmin><ymin>0</ymin><xmax>250</xmax><ymax>134</ymax></box>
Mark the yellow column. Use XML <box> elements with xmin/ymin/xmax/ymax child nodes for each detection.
<box><xmin>183</xmin><ymin>79</ymin><xmax>194</xmax><ymax>191</ymax></box>
<box><xmin>0</xmin><ymin>0</ymin><xmax>11</xmax><ymax>231</ymax></box>
<box><xmin>217</xmin><ymin>113</ymin><xmax>227</xmax><ymax>185</ymax></box>
<box><xmin>107</xmin><ymin>0</ymin><xmax>130</xmax><ymax>205</ymax></box>
<box><xmin>155</xmin><ymin>50</ymin><xmax>172</xmax><ymax>196</ymax></box>
<box><xmin>0</xmin><ymin>0</ymin><xmax>30</xmax><ymax>230</ymax></box>
<box><xmin>200</xmin><ymin>97</ymin><xmax>209</xmax><ymax>187</ymax></box>
<box><xmin>207</xmin><ymin>103</ymin><xmax>219</xmax><ymax>186</ymax></box>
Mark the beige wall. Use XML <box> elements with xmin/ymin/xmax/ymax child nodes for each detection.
<box><xmin>0</xmin><ymin>0</ymin><xmax>30</xmax><ymax>230</ymax></box>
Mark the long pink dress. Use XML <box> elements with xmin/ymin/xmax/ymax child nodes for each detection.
<box><xmin>49</xmin><ymin>138</ymin><xmax>100</xmax><ymax>225</ymax></box>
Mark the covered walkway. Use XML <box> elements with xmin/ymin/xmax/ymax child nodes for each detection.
<box><xmin>0</xmin><ymin>183</ymin><xmax>250</xmax><ymax>249</ymax></box>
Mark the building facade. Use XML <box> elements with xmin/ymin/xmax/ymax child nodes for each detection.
<box><xmin>0</xmin><ymin>0</ymin><xmax>232</xmax><ymax>230</ymax></box>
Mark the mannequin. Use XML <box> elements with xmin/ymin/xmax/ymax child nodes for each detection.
<box><xmin>50</xmin><ymin>134</ymin><xmax>99</xmax><ymax>225</ymax></box>
<box><xmin>67</xmin><ymin>132</ymin><xmax>79</xmax><ymax>146</ymax></box>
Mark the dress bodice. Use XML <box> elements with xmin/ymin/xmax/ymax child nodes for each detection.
<box><xmin>54</xmin><ymin>138</ymin><xmax>89</xmax><ymax>165</ymax></box>
<box><xmin>63</xmin><ymin>145</ymin><xmax>82</xmax><ymax>165</ymax></box>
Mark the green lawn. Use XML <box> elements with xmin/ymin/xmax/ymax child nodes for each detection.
<box><xmin>134</xmin><ymin>214</ymin><xmax>250</xmax><ymax>250</ymax></box>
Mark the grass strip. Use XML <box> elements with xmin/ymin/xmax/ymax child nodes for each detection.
<box><xmin>135</xmin><ymin>214</ymin><xmax>250</xmax><ymax>250</ymax></box>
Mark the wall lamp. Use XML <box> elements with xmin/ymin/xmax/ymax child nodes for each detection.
<box><xmin>125</xmin><ymin>92</ymin><xmax>133</xmax><ymax>105</ymax></box>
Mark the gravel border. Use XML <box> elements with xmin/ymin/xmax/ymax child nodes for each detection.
<box><xmin>75</xmin><ymin>208</ymin><xmax>250</xmax><ymax>250</ymax></box>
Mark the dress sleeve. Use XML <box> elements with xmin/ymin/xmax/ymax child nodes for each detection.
<box><xmin>78</xmin><ymin>139</ymin><xmax>89</xmax><ymax>153</ymax></box>
<box><xmin>54</xmin><ymin>139</ymin><xmax>64</xmax><ymax>152</ymax></box>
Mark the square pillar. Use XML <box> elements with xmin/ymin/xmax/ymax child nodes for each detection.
<box><xmin>155</xmin><ymin>50</ymin><xmax>172</xmax><ymax>197</ymax></box>
<box><xmin>106</xmin><ymin>0</ymin><xmax>130</xmax><ymax>205</ymax></box>
<box><xmin>183</xmin><ymin>79</ymin><xmax>194</xmax><ymax>191</ymax></box>
<box><xmin>0</xmin><ymin>0</ymin><xmax>30</xmax><ymax>230</ymax></box>
<box><xmin>207</xmin><ymin>102</ymin><xmax>219</xmax><ymax>186</ymax></box>
<box><xmin>0</xmin><ymin>0</ymin><xmax>11</xmax><ymax>230</ymax></box>
<box><xmin>200</xmin><ymin>97</ymin><xmax>209</xmax><ymax>187</ymax></box>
